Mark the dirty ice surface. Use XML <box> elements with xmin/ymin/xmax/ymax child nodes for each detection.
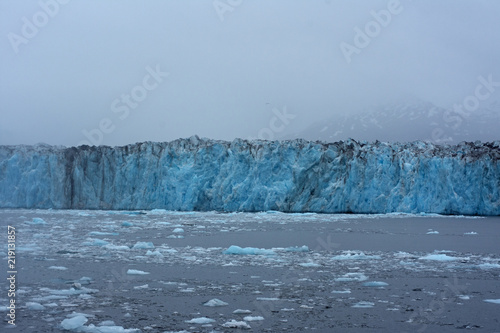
<box><xmin>0</xmin><ymin>209</ymin><xmax>499</xmax><ymax>332</ymax></box>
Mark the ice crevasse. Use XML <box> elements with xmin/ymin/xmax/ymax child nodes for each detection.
<box><xmin>0</xmin><ymin>137</ymin><xmax>499</xmax><ymax>215</ymax></box>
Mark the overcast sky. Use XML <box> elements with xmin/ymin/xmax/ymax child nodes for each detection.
<box><xmin>1</xmin><ymin>0</ymin><xmax>499</xmax><ymax>146</ymax></box>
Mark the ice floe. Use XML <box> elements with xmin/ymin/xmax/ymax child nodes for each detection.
<box><xmin>223</xmin><ymin>245</ymin><xmax>275</xmax><ymax>255</ymax></box>
<box><xmin>132</xmin><ymin>241</ymin><xmax>155</xmax><ymax>249</ymax></box>
<box><xmin>332</xmin><ymin>251</ymin><xmax>381</xmax><ymax>260</ymax></box>
<box><xmin>222</xmin><ymin>320</ymin><xmax>251</xmax><ymax>329</ymax></box>
<box><xmin>203</xmin><ymin>298</ymin><xmax>228</xmax><ymax>307</ymax></box>
<box><xmin>185</xmin><ymin>317</ymin><xmax>215</xmax><ymax>324</ymax></box>
<box><xmin>126</xmin><ymin>269</ymin><xmax>150</xmax><ymax>275</ymax></box>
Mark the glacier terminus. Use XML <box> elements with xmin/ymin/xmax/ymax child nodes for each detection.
<box><xmin>0</xmin><ymin>137</ymin><xmax>499</xmax><ymax>215</ymax></box>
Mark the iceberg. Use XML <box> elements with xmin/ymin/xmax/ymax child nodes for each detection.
<box><xmin>0</xmin><ymin>138</ymin><xmax>499</xmax><ymax>215</ymax></box>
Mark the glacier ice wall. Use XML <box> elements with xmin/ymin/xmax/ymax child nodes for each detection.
<box><xmin>0</xmin><ymin>137</ymin><xmax>499</xmax><ymax>215</ymax></box>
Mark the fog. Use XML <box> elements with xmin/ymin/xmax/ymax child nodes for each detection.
<box><xmin>1</xmin><ymin>0</ymin><xmax>499</xmax><ymax>146</ymax></box>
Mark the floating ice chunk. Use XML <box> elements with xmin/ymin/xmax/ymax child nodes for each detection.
<box><xmin>426</xmin><ymin>231</ymin><xmax>439</xmax><ymax>235</ymax></box>
<box><xmin>132</xmin><ymin>242</ymin><xmax>155</xmax><ymax>249</ymax></box>
<box><xmin>44</xmin><ymin>302</ymin><xmax>58</xmax><ymax>307</ymax></box>
<box><xmin>203</xmin><ymin>298</ymin><xmax>228</xmax><ymax>307</ymax></box>
<box><xmin>419</xmin><ymin>254</ymin><xmax>462</xmax><ymax>261</ymax></box>
<box><xmin>484</xmin><ymin>299</ymin><xmax>500</xmax><ymax>304</ymax></box>
<box><xmin>77</xmin><ymin>212</ymin><xmax>92</xmax><ymax>216</ymax></box>
<box><xmin>73</xmin><ymin>323</ymin><xmax>140</xmax><ymax>332</ymax></box>
<box><xmin>149</xmin><ymin>209</ymin><xmax>168</xmax><ymax>214</ymax></box>
<box><xmin>121</xmin><ymin>222</ymin><xmax>133</xmax><ymax>227</ymax></box>
<box><xmin>464</xmin><ymin>231</ymin><xmax>478</xmax><ymax>235</ymax></box>
<box><xmin>66</xmin><ymin>312</ymin><xmax>95</xmax><ymax>319</ymax></box>
<box><xmin>244</xmin><ymin>316</ymin><xmax>264</xmax><ymax>321</ymax></box>
<box><xmin>335</xmin><ymin>273</ymin><xmax>368</xmax><ymax>282</ymax></box>
<box><xmin>60</xmin><ymin>315</ymin><xmax>88</xmax><ymax>330</ymax></box>
<box><xmin>363</xmin><ymin>281</ymin><xmax>389</xmax><ymax>287</ymax></box>
<box><xmin>352</xmin><ymin>301</ymin><xmax>375</xmax><ymax>308</ymax></box>
<box><xmin>298</xmin><ymin>262</ymin><xmax>321</xmax><ymax>267</ymax></box>
<box><xmin>172</xmin><ymin>228</ymin><xmax>184</xmax><ymax>233</ymax></box>
<box><xmin>167</xmin><ymin>235</ymin><xmax>184</xmax><ymax>239</ymax></box>
<box><xmin>126</xmin><ymin>269</ymin><xmax>150</xmax><ymax>275</ymax></box>
<box><xmin>27</xmin><ymin>217</ymin><xmax>47</xmax><ymax>225</ymax></box>
<box><xmin>284</xmin><ymin>245</ymin><xmax>309</xmax><ymax>252</ymax></box>
<box><xmin>82</xmin><ymin>238</ymin><xmax>109</xmax><ymax>246</ymax></box>
<box><xmin>98</xmin><ymin>320</ymin><xmax>116</xmax><ymax>326</ymax></box>
<box><xmin>48</xmin><ymin>286</ymin><xmax>98</xmax><ymax>295</ymax></box>
<box><xmin>145</xmin><ymin>250</ymin><xmax>164</xmax><ymax>257</ymax></box>
<box><xmin>155</xmin><ymin>222</ymin><xmax>171</xmax><ymax>225</ymax></box>
<box><xmin>233</xmin><ymin>309</ymin><xmax>252</xmax><ymax>314</ymax></box>
<box><xmin>49</xmin><ymin>266</ymin><xmax>68</xmax><ymax>271</ymax></box>
<box><xmin>222</xmin><ymin>320</ymin><xmax>251</xmax><ymax>329</ymax></box>
<box><xmin>478</xmin><ymin>263</ymin><xmax>500</xmax><ymax>269</ymax></box>
<box><xmin>223</xmin><ymin>245</ymin><xmax>275</xmax><ymax>255</ymax></box>
<box><xmin>332</xmin><ymin>251</ymin><xmax>381</xmax><ymax>260</ymax></box>
<box><xmin>185</xmin><ymin>317</ymin><xmax>215</xmax><ymax>324</ymax></box>
<box><xmin>104</xmin><ymin>244</ymin><xmax>130</xmax><ymax>251</ymax></box>
<box><xmin>256</xmin><ymin>297</ymin><xmax>280</xmax><ymax>301</ymax></box>
<box><xmin>133</xmin><ymin>284</ymin><xmax>148</xmax><ymax>290</ymax></box>
<box><xmin>26</xmin><ymin>302</ymin><xmax>45</xmax><ymax>310</ymax></box>
<box><xmin>179</xmin><ymin>288</ymin><xmax>195</xmax><ymax>293</ymax></box>
<box><xmin>459</xmin><ymin>295</ymin><xmax>470</xmax><ymax>300</ymax></box>
<box><xmin>89</xmin><ymin>231</ymin><xmax>119</xmax><ymax>236</ymax></box>
<box><xmin>331</xmin><ymin>289</ymin><xmax>351</xmax><ymax>294</ymax></box>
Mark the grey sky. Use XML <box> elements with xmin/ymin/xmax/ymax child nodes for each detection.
<box><xmin>1</xmin><ymin>0</ymin><xmax>499</xmax><ymax>146</ymax></box>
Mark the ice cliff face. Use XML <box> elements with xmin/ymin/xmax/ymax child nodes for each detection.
<box><xmin>0</xmin><ymin>137</ymin><xmax>499</xmax><ymax>215</ymax></box>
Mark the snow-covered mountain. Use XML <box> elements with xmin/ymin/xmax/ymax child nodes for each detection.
<box><xmin>285</xmin><ymin>100</ymin><xmax>500</xmax><ymax>144</ymax></box>
<box><xmin>1</xmin><ymin>137</ymin><xmax>499</xmax><ymax>215</ymax></box>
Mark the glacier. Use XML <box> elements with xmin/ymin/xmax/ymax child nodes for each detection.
<box><xmin>0</xmin><ymin>137</ymin><xmax>499</xmax><ymax>215</ymax></box>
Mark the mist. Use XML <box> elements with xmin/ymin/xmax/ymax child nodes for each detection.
<box><xmin>1</xmin><ymin>0</ymin><xmax>499</xmax><ymax>146</ymax></box>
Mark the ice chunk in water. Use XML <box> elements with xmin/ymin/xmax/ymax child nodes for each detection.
<box><xmin>60</xmin><ymin>315</ymin><xmax>88</xmax><ymax>330</ymax></box>
<box><xmin>223</xmin><ymin>245</ymin><xmax>275</xmax><ymax>255</ymax></box>
<box><xmin>352</xmin><ymin>301</ymin><xmax>375</xmax><ymax>308</ymax></box>
<box><xmin>203</xmin><ymin>298</ymin><xmax>228</xmax><ymax>307</ymax></box>
<box><xmin>132</xmin><ymin>242</ymin><xmax>155</xmax><ymax>249</ymax></box>
<box><xmin>419</xmin><ymin>254</ymin><xmax>462</xmax><ymax>261</ymax></box>
<box><xmin>26</xmin><ymin>302</ymin><xmax>45</xmax><ymax>310</ymax></box>
<box><xmin>363</xmin><ymin>281</ymin><xmax>389</xmax><ymax>287</ymax></box>
<box><xmin>244</xmin><ymin>316</ymin><xmax>264</xmax><ymax>321</ymax></box>
<box><xmin>484</xmin><ymin>299</ymin><xmax>500</xmax><ymax>304</ymax></box>
<box><xmin>222</xmin><ymin>320</ymin><xmax>251</xmax><ymax>329</ymax></box>
<box><xmin>126</xmin><ymin>269</ymin><xmax>150</xmax><ymax>275</ymax></box>
<box><xmin>27</xmin><ymin>217</ymin><xmax>47</xmax><ymax>225</ymax></box>
<box><xmin>185</xmin><ymin>317</ymin><xmax>215</xmax><ymax>324</ymax></box>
